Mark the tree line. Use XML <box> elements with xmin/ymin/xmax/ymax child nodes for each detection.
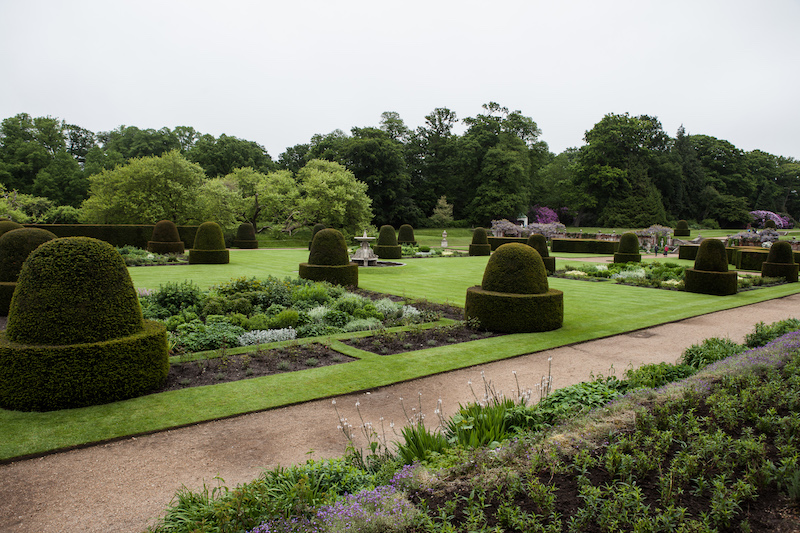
<box><xmin>0</xmin><ymin>106</ymin><xmax>797</xmax><ymax>231</ymax></box>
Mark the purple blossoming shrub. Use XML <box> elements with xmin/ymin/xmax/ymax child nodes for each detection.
<box><xmin>750</xmin><ymin>210</ymin><xmax>793</xmax><ymax>229</ymax></box>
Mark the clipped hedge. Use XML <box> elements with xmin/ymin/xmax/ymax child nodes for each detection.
<box><xmin>482</xmin><ymin>243</ymin><xmax>548</xmax><ymax>294</ymax></box>
<box><xmin>685</xmin><ymin>239</ymin><xmax>737</xmax><ymax>296</ymax></box>
<box><xmin>487</xmin><ymin>236</ymin><xmax>528</xmax><ymax>251</ymax></box>
<box><xmin>189</xmin><ymin>221</ymin><xmax>229</xmax><ymax>264</ymax></box>
<box><xmin>0</xmin><ymin>220</ymin><xmax>23</xmax><ymax>238</ymax></box>
<box><xmin>233</xmin><ymin>223</ymin><xmax>258</xmax><ymax>249</ymax></box>
<box><xmin>0</xmin><ymin>320</ymin><xmax>168</xmax><ymax>411</ymax></box>
<box><xmin>761</xmin><ymin>241</ymin><xmax>798</xmax><ymax>282</ymax></box>
<box><xmin>298</xmin><ymin>263</ymin><xmax>358</xmax><ymax>287</ymax></box>
<box><xmin>732</xmin><ymin>247</ymin><xmax>770</xmax><ymax>271</ymax></box>
<box><xmin>0</xmin><ymin>228</ymin><xmax>58</xmax><ymax>282</ymax></box>
<box><xmin>469</xmin><ymin>228</ymin><xmax>491</xmax><ymax>256</ymax></box>
<box><xmin>551</xmin><ymin>238</ymin><xmax>618</xmax><ymax>254</ymax></box>
<box><xmin>613</xmin><ymin>232</ymin><xmax>641</xmax><ymax>263</ymax></box>
<box><xmin>375</xmin><ymin>225</ymin><xmax>401</xmax><ymax>259</ymax></box>
<box><xmin>147</xmin><ymin>220</ymin><xmax>185</xmax><ymax>254</ymax></box>
<box><xmin>397</xmin><ymin>224</ymin><xmax>416</xmax><ymax>245</ymax></box>
<box><xmin>308</xmin><ymin>223</ymin><xmax>326</xmax><ymax>250</ymax></box>
<box><xmin>25</xmin><ymin>223</ymin><xmax>197</xmax><ymax>249</ymax></box>
<box><xmin>674</xmin><ymin>219</ymin><xmax>691</xmax><ymax>237</ymax></box>
<box><xmin>300</xmin><ymin>228</ymin><xmax>358</xmax><ymax>287</ymax></box>
<box><xmin>678</xmin><ymin>244</ymin><xmax>699</xmax><ymax>260</ymax></box>
<box><xmin>526</xmin><ymin>234</ymin><xmax>555</xmax><ymax>273</ymax></box>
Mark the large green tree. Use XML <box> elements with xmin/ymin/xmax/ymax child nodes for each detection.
<box><xmin>187</xmin><ymin>133</ymin><xmax>274</xmax><ymax>177</ymax></box>
<box><xmin>296</xmin><ymin>159</ymin><xmax>373</xmax><ymax>233</ymax></box>
<box><xmin>80</xmin><ymin>150</ymin><xmax>205</xmax><ymax>224</ymax></box>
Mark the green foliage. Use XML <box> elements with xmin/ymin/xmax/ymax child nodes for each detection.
<box><xmin>481</xmin><ymin>243</ymin><xmax>548</xmax><ymax>294</ymax></box>
<box><xmin>81</xmin><ymin>150</ymin><xmax>205</xmax><ymax>224</ymax></box>
<box><xmin>465</xmin><ymin>286</ymin><xmax>563</xmax><ymax>333</ymax></box>
<box><xmin>308</xmin><ymin>228</ymin><xmax>349</xmax><ymax>266</ymax></box>
<box><xmin>234</xmin><ymin>223</ymin><xmax>257</xmax><ymax>248</ymax></box>
<box><xmin>617</xmin><ymin>232</ymin><xmax>640</xmax><ymax>254</ymax></box>
<box><xmin>471</xmin><ymin>227</ymin><xmax>489</xmax><ymax>245</ymax></box>
<box><xmin>0</xmin><ymin>220</ymin><xmax>24</xmax><ymax>238</ymax></box>
<box><xmin>445</xmin><ymin>398</ymin><xmax>514</xmax><ymax>448</ymax></box>
<box><xmin>148</xmin><ymin>220</ymin><xmax>185</xmax><ymax>254</ymax></box>
<box><xmin>744</xmin><ymin>318</ymin><xmax>800</xmax><ymax>348</ymax></box>
<box><xmin>297</xmin><ymin>159</ymin><xmax>374</xmax><ymax>233</ymax></box>
<box><xmin>193</xmin><ymin>221</ymin><xmax>226</xmax><ymax>250</ymax></box>
<box><xmin>623</xmin><ymin>362</ymin><xmax>696</xmax><ymax>389</ymax></box>
<box><xmin>397</xmin><ymin>224</ymin><xmax>416</xmax><ymax>244</ymax></box>
<box><xmin>396</xmin><ymin>422</ymin><xmax>451</xmax><ymax>464</ymax></box>
<box><xmin>526</xmin><ymin>233</ymin><xmax>550</xmax><ymax>257</ymax></box>
<box><xmin>0</xmin><ymin>227</ymin><xmax>57</xmax><ymax>282</ymax></box>
<box><xmin>767</xmin><ymin>241</ymin><xmax>794</xmax><ymax>264</ymax></box>
<box><xmin>680</xmin><ymin>337</ymin><xmax>745</xmax><ymax>369</ymax></box>
<box><xmin>174</xmin><ymin>318</ymin><xmax>245</xmax><ymax>352</ymax></box>
<box><xmin>694</xmin><ymin>239</ymin><xmax>730</xmax><ymax>272</ymax></box>
<box><xmin>675</xmin><ymin>219</ymin><xmax>691</xmax><ymax>237</ymax></box>
<box><xmin>6</xmin><ymin>237</ymin><xmax>145</xmax><ymax>345</ymax></box>
<box><xmin>377</xmin><ymin>225</ymin><xmax>397</xmax><ymax>246</ymax></box>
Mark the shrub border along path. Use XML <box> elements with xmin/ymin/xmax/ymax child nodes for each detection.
<box><xmin>2</xmin><ymin>249</ymin><xmax>800</xmax><ymax>462</ymax></box>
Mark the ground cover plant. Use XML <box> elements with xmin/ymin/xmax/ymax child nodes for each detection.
<box><xmin>4</xmin><ymin>249</ymin><xmax>800</xmax><ymax>460</ymax></box>
<box><xmin>146</xmin><ymin>318</ymin><xmax>800</xmax><ymax>532</ymax></box>
<box><xmin>116</xmin><ymin>245</ymin><xmax>187</xmax><ymax>266</ymax></box>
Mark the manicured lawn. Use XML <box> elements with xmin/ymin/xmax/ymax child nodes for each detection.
<box><xmin>3</xmin><ymin>249</ymin><xmax>799</xmax><ymax>461</ymax></box>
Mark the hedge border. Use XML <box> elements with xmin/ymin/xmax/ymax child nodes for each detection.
<box><xmin>24</xmin><ymin>224</ymin><xmax>198</xmax><ymax>250</ymax></box>
<box><xmin>684</xmin><ymin>269</ymin><xmax>738</xmax><ymax>296</ymax></box>
<box><xmin>188</xmin><ymin>249</ymin><xmax>230</xmax><ymax>264</ymax></box>
<box><xmin>298</xmin><ymin>262</ymin><xmax>359</xmax><ymax>287</ymax></box>
<box><xmin>464</xmin><ymin>286</ymin><xmax>563</xmax><ymax>333</ymax></box>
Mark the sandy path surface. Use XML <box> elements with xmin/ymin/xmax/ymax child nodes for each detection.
<box><xmin>2</xmin><ymin>293</ymin><xmax>800</xmax><ymax>533</ymax></box>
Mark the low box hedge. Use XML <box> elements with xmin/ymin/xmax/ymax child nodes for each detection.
<box><xmin>24</xmin><ymin>224</ymin><xmax>198</xmax><ymax>250</ymax></box>
<box><xmin>487</xmin><ymin>237</ymin><xmax>528</xmax><ymax>251</ymax></box>
<box><xmin>464</xmin><ymin>286</ymin><xmax>563</xmax><ymax>333</ymax></box>
<box><xmin>551</xmin><ymin>238</ymin><xmax>618</xmax><ymax>254</ymax></box>
<box><xmin>298</xmin><ymin>262</ymin><xmax>359</xmax><ymax>287</ymax></box>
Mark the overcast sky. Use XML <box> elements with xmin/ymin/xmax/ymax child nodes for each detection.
<box><xmin>1</xmin><ymin>0</ymin><xmax>798</xmax><ymax>161</ymax></box>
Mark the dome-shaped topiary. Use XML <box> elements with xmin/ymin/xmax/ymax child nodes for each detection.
<box><xmin>147</xmin><ymin>220</ymin><xmax>185</xmax><ymax>254</ymax></box>
<box><xmin>0</xmin><ymin>220</ymin><xmax>23</xmax><ymax>238</ymax></box>
<box><xmin>233</xmin><ymin>222</ymin><xmax>258</xmax><ymax>249</ymax></box>
<box><xmin>6</xmin><ymin>237</ymin><xmax>144</xmax><ymax>345</ymax></box>
<box><xmin>613</xmin><ymin>232</ymin><xmax>642</xmax><ymax>263</ymax></box>
<box><xmin>469</xmin><ymin>227</ymin><xmax>491</xmax><ymax>256</ymax></box>
<box><xmin>674</xmin><ymin>219</ymin><xmax>690</xmax><ymax>237</ymax></box>
<box><xmin>762</xmin><ymin>241</ymin><xmax>798</xmax><ymax>282</ymax></box>
<box><xmin>765</xmin><ymin>219</ymin><xmax>777</xmax><ymax>229</ymax></box>
<box><xmin>397</xmin><ymin>224</ymin><xmax>416</xmax><ymax>245</ymax></box>
<box><xmin>466</xmin><ymin>243</ymin><xmax>563</xmax><ymax>333</ymax></box>
<box><xmin>300</xmin><ymin>228</ymin><xmax>358</xmax><ymax>286</ymax></box>
<box><xmin>0</xmin><ymin>228</ymin><xmax>58</xmax><ymax>282</ymax></box>
<box><xmin>694</xmin><ymin>239</ymin><xmax>729</xmax><ymax>272</ymax></box>
<box><xmin>482</xmin><ymin>243</ymin><xmax>549</xmax><ymax>294</ymax></box>
<box><xmin>685</xmin><ymin>239</ymin><xmax>737</xmax><ymax>295</ymax></box>
<box><xmin>375</xmin><ymin>225</ymin><xmax>401</xmax><ymax>259</ymax></box>
<box><xmin>526</xmin><ymin>234</ymin><xmax>555</xmax><ymax>273</ymax></box>
<box><xmin>308</xmin><ymin>223</ymin><xmax>326</xmax><ymax>250</ymax></box>
<box><xmin>308</xmin><ymin>229</ymin><xmax>350</xmax><ymax>266</ymax></box>
<box><xmin>0</xmin><ymin>237</ymin><xmax>168</xmax><ymax>411</ymax></box>
<box><xmin>189</xmin><ymin>221</ymin><xmax>229</xmax><ymax>264</ymax></box>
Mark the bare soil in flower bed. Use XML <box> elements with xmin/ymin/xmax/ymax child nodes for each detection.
<box><xmin>344</xmin><ymin>323</ymin><xmax>501</xmax><ymax>355</ymax></box>
<box><xmin>154</xmin><ymin>343</ymin><xmax>355</xmax><ymax>392</ymax></box>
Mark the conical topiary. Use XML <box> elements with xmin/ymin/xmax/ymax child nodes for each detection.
<box><xmin>0</xmin><ymin>237</ymin><xmax>168</xmax><ymax>411</ymax></box>
<box><xmin>613</xmin><ymin>232</ymin><xmax>642</xmax><ymax>263</ymax></box>
<box><xmin>526</xmin><ymin>233</ymin><xmax>555</xmax><ymax>273</ymax></box>
<box><xmin>233</xmin><ymin>222</ymin><xmax>258</xmax><ymax>249</ymax></box>
<box><xmin>189</xmin><ymin>221</ymin><xmax>229</xmax><ymax>264</ymax></box>
<box><xmin>397</xmin><ymin>224</ymin><xmax>416</xmax><ymax>245</ymax></box>
<box><xmin>465</xmin><ymin>243</ymin><xmax>563</xmax><ymax>333</ymax></box>
<box><xmin>0</xmin><ymin>228</ymin><xmax>58</xmax><ymax>315</ymax></box>
<box><xmin>674</xmin><ymin>219</ymin><xmax>690</xmax><ymax>237</ymax></box>
<box><xmin>299</xmin><ymin>228</ymin><xmax>358</xmax><ymax>286</ymax></box>
<box><xmin>147</xmin><ymin>220</ymin><xmax>185</xmax><ymax>254</ymax></box>
<box><xmin>375</xmin><ymin>225</ymin><xmax>401</xmax><ymax>259</ymax></box>
<box><xmin>469</xmin><ymin>227</ymin><xmax>491</xmax><ymax>256</ymax></box>
<box><xmin>761</xmin><ymin>241</ymin><xmax>798</xmax><ymax>282</ymax></box>
<box><xmin>685</xmin><ymin>239</ymin><xmax>737</xmax><ymax>295</ymax></box>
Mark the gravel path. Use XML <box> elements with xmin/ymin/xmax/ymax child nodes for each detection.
<box><xmin>2</xmin><ymin>293</ymin><xmax>800</xmax><ymax>532</ymax></box>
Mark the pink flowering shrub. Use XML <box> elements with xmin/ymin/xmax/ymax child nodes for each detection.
<box><xmin>750</xmin><ymin>210</ymin><xmax>793</xmax><ymax>229</ymax></box>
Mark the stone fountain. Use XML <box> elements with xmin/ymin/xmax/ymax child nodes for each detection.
<box><xmin>351</xmin><ymin>229</ymin><xmax>378</xmax><ymax>266</ymax></box>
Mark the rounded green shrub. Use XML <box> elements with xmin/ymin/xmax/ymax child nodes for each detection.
<box><xmin>613</xmin><ymin>232</ymin><xmax>642</xmax><ymax>263</ymax></box>
<box><xmin>469</xmin><ymin>227</ymin><xmax>491</xmax><ymax>256</ymax></box>
<box><xmin>685</xmin><ymin>239</ymin><xmax>737</xmax><ymax>295</ymax></box>
<box><xmin>308</xmin><ymin>223</ymin><xmax>326</xmax><ymax>250</ymax></box>
<box><xmin>0</xmin><ymin>220</ymin><xmax>23</xmax><ymax>239</ymax></box>
<box><xmin>397</xmin><ymin>224</ymin><xmax>416</xmax><ymax>245</ymax></box>
<box><xmin>694</xmin><ymin>239</ymin><xmax>729</xmax><ymax>272</ymax></box>
<box><xmin>466</xmin><ymin>243</ymin><xmax>563</xmax><ymax>333</ymax></box>
<box><xmin>674</xmin><ymin>219</ymin><xmax>691</xmax><ymax>237</ymax></box>
<box><xmin>233</xmin><ymin>223</ymin><xmax>258</xmax><ymax>249</ymax></box>
<box><xmin>526</xmin><ymin>234</ymin><xmax>555</xmax><ymax>273</ymax></box>
<box><xmin>0</xmin><ymin>237</ymin><xmax>168</xmax><ymax>410</ymax></box>
<box><xmin>375</xmin><ymin>225</ymin><xmax>402</xmax><ymax>259</ymax></box>
<box><xmin>301</xmin><ymin>228</ymin><xmax>358</xmax><ymax>286</ymax></box>
<box><xmin>189</xmin><ymin>221</ymin><xmax>229</xmax><ymax>264</ymax></box>
<box><xmin>147</xmin><ymin>220</ymin><xmax>185</xmax><ymax>254</ymax></box>
<box><xmin>762</xmin><ymin>241</ymin><xmax>798</xmax><ymax>282</ymax></box>
<box><xmin>765</xmin><ymin>219</ymin><xmax>777</xmax><ymax>229</ymax></box>
<box><xmin>0</xmin><ymin>228</ymin><xmax>58</xmax><ymax>282</ymax></box>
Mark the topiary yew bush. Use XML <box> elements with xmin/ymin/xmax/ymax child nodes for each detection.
<box><xmin>761</xmin><ymin>241</ymin><xmax>798</xmax><ymax>282</ymax></box>
<box><xmin>685</xmin><ymin>239</ymin><xmax>738</xmax><ymax>295</ymax></box>
<box><xmin>526</xmin><ymin>233</ymin><xmax>555</xmax><ymax>273</ymax></box>
<box><xmin>465</xmin><ymin>243</ymin><xmax>563</xmax><ymax>333</ymax></box>
<box><xmin>147</xmin><ymin>220</ymin><xmax>185</xmax><ymax>254</ymax></box>
<box><xmin>0</xmin><ymin>237</ymin><xmax>168</xmax><ymax>411</ymax></box>
<box><xmin>397</xmin><ymin>224</ymin><xmax>416</xmax><ymax>245</ymax></box>
<box><xmin>375</xmin><ymin>225</ymin><xmax>401</xmax><ymax>259</ymax></box>
<box><xmin>299</xmin><ymin>228</ymin><xmax>358</xmax><ymax>287</ymax></box>
<box><xmin>613</xmin><ymin>232</ymin><xmax>642</xmax><ymax>263</ymax></box>
<box><xmin>0</xmin><ymin>220</ymin><xmax>23</xmax><ymax>239</ymax></box>
<box><xmin>469</xmin><ymin>227</ymin><xmax>491</xmax><ymax>256</ymax></box>
<box><xmin>0</xmin><ymin>228</ymin><xmax>58</xmax><ymax>315</ymax></box>
<box><xmin>674</xmin><ymin>219</ymin><xmax>690</xmax><ymax>237</ymax></box>
<box><xmin>233</xmin><ymin>223</ymin><xmax>258</xmax><ymax>249</ymax></box>
<box><xmin>189</xmin><ymin>221</ymin><xmax>229</xmax><ymax>264</ymax></box>
<box><xmin>308</xmin><ymin>223</ymin><xmax>326</xmax><ymax>250</ymax></box>
<box><xmin>765</xmin><ymin>219</ymin><xmax>777</xmax><ymax>229</ymax></box>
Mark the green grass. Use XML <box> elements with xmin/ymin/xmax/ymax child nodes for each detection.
<box><xmin>3</xmin><ymin>249</ymin><xmax>800</xmax><ymax>461</ymax></box>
